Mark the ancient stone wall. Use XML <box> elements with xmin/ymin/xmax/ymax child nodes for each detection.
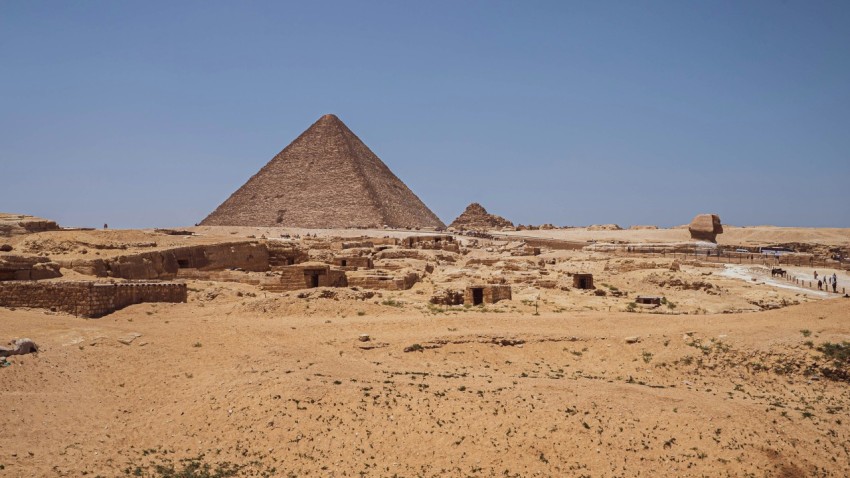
<box><xmin>170</xmin><ymin>242</ymin><xmax>269</xmax><ymax>272</ymax></box>
<box><xmin>522</xmin><ymin>238</ymin><xmax>586</xmax><ymax>251</ymax></box>
<box><xmin>261</xmin><ymin>264</ymin><xmax>348</xmax><ymax>292</ymax></box>
<box><xmin>60</xmin><ymin>242</ymin><xmax>269</xmax><ymax>280</ymax></box>
<box><xmin>402</xmin><ymin>235</ymin><xmax>457</xmax><ymax>252</ymax></box>
<box><xmin>573</xmin><ymin>274</ymin><xmax>594</xmax><ymax>289</ymax></box>
<box><xmin>267</xmin><ymin>242</ymin><xmax>309</xmax><ymax>267</ymax></box>
<box><xmin>0</xmin><ymin>281</ymin><xmax>187</xmax><ymax>317</ymax></box>
<box><xmin>332</xmin><ymin>256</ymin><xmax>373</xmax><ymax>269</ymax></box>
<box><xmin>0</xmin><ymin>255</ymin><xmax>62</xmax><ymax>281</ymax></box>
<box><xmin>347</xmin><ymin>271</ymin><xmax>419</xmax><ymax>290</ymax></box>
<box><xmin>175</xmin><ymin>269</ymin><xmax>263</xmax><ymax>285</ymax></box>
<box><xmin>430</xmin><ymin>288</ymin><xmax>464</xmax><ymax>305</ymax></box>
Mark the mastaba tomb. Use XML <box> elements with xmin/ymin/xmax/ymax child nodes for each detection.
<box><xmin>201</xmin><ymin>114</ymin><xmax>445</xmax><ymax>230</ymax></box>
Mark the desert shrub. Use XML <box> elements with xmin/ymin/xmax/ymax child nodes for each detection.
<box><xmin>818</xmin><ymin>342</ymin><xmax>850</xmax><ymax>367</ymax></box>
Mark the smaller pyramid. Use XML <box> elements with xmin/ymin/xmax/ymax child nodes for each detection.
<box><xmin>201</xmin><ymin>114</ymin><xmax>445</xmax><ymax>229</ymax></box>
<box><xmin>449</xmin><ymin>203</ymin><xmax>514</xmax><ymax>231</ymax></box>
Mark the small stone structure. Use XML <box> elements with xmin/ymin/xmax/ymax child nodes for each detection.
<box><xmin>464</xmin><ymin>284</ymin><xmax>512</xmax><ymax>305</ymax></box>
<box><xmin>347</xmin><ymin>270</ymin><xmax>420</xmax><ymax>290</ymax></box>
<box><xmin>402</xmin><ymin>235</ymin><xmax>458</xmax><ymax>252</ymax></box>
<box><xmin>267</xmin><ymin>242</ymin><xmax>309</xmax><ymax>267</ymax></box>
<box><xmin>573</xmin><ymin>273</ymin><xmax>594</xmax><ymax>290</ymax></box>
<box><xmin>261</xmin><ymin>263</ymin><xmax>347</xmax><ymax>292</ymax></box>
<box><xmin>0</xmin><ymin>281</ymin><xmax>187</xmax><ymax>318</ymax></box>
<box><xmin>635</xmin><ymin>295</ymin><xmax>662</xmax><ymax>306</ymax></box>
<box><xmin>689</xmin><ymin>214</ymin><xmax>723</xmax><ymax>242</ymax></box>
<box><xmin>332</xmin><ymin>256</ymin><xmax>373</xmax><ymax>270</ymax></box>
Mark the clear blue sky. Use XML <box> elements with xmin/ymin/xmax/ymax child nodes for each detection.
<box><xmin>2</xmin><ymin>1</ymin><xmax>848</xmax><ymax>228</ymax></box>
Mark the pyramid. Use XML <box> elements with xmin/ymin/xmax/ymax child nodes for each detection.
<box><xmin>201</xmin><ymin>114</ymin><xmax>445</xmax><ymax>229</ymax></box>
<box><xmin>449</xmin><ymin>203</ymin><xmax>513</xmax><ymax>231</ymax></box>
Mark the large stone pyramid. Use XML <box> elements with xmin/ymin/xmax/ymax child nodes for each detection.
<box><xmin>201</xmin><ymin>114</ymin><xmax>445</xmax><ymax>229</ymax></box>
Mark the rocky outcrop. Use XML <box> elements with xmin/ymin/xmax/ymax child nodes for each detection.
<box><xmin>59</xmin><ymin>242</ymin><xmax>270</xmax><ymax>280</ymax></box>
<box><xmin>449</xmin><ymin>203</ymin><xmax>513</xmax><ymax>231</ymax></box>
<box><xmin>587</xmin><ymin>224</ymin><xmax>622</xmax><ymax>231</ymax></box>
<box><xmin>0</xmin><ymin>213</ymin><xmax>60</xmax><ymax>237</ymax></box>
<box><xmin>0</xmin><ymin>254</ymin><xmax>62</xmax><ymax>281</ymax></box>
<box><xmin>689</xmin><ymin>214</ymin><xmax>723</xmax><ymax>242</ymax></box>
<box><xmin>0</xmin><ymin>338</ymin><xmax>39</xmax><ymax>357</ymax></box>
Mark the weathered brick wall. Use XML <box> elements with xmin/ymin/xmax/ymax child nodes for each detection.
<box><xmin>0</xmin><ymin>281</ymin><xmax>187</xmax><ymax>317</ymax></box>
<box><xmin>0</xmin><ymin>281</ymin><xmax>93</xmax><ymax>316</ymax></box>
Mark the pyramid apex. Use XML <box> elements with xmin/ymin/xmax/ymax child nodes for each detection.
<box><xmin>319</xmin><ymin>113</ymin><xmax>341</xmax><ymax>121</ymax></box>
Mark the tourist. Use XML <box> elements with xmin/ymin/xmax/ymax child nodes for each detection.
<box><xmin>833</xmin><ymin>274</ymin><xmax>838</xmax><ymax>293</ymax></box>
<box><xmin>814</xmin><ymin>271</ymin><xmax>818</xmax><ymax>280</ymax></box>
<box><xmin>817</xmin><ymin>279</ymin><xmax>822</xmax><ymax>290</ymax></box>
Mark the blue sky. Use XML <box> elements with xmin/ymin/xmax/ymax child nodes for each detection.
<box><xmin>2</xmin><ymin>1</ymin><xmax>848</xmax><ymax>228</ymax></box>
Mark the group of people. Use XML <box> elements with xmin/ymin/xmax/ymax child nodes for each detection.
<box><xmin>814</xmin><ymin>271</ymin><xmax>839</xmax><ymax>292</ymax></box>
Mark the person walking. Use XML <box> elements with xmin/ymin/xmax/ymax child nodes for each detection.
<box><xmin>818</xmin><ymin>279</ymin><xmax>823</xmax><ymax>290</ymax></box>
<box><xmin>833</xmin><ymin>274</ymin><xmax>838</xmax><ymax>293</ymax></box>
<box><xmin>814</xmin><ymin>271</ymin><xmax>818</xmax><ymax>281</ymax></box>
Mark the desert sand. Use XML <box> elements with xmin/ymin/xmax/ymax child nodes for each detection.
<box><xmin>1</xmin><ymin>224</ymin><xmax>849</xmax><ymax>477</ymax></box>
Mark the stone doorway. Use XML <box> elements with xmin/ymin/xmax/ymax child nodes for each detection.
<box><xmin>471</xmin><ymin>287</ymin><xmax>484</xmax><ymax>305</ymax></box>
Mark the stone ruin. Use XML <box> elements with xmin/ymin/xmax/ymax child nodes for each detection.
<box><xmin>464</xmin><ymin>284</ymin><xmax>512</xmax><ymax>305</ymax></box>
<box><xmin>401</xmin><ymin>235</ymin><xmax>459</xmax><ymax>252</ymax></box>
<box><xmin>0</xmin><ymin>213</ymin><xmax>60</xmax><ymax>238</ymax></box>
<box><xmin>261</xmin><ymin>263</ymin><xmax>348</xmax><ymax>293</ymax></box>
<box><xmin>573</xmin><ymin>273</ymin><xmax>594</xmax><ymax>290</ymax></box>
<box><xmin>0</xmin><ymin>281</ymin><xmax>187</xmax><ymax>318</ymax></box>
<box><xmin>200</xmin><ymin>114</ymin><xmax>445</xmax><ymax>229</ymax></box>
<box><xmin>0</xmin><ymin>254</ymin><xmax>61</xmax><ymax>280</ymax></box>
<box><xmin>689</xmin><ymin>214</ymin><xmax>723</xmax><ymax>242</ymax></box>
<box><xmin>449</xmin><ymin>203</ymin><xmax>513</xmax><ymax>231</ymax></box>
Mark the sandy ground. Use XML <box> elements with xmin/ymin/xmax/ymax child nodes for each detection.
<box><xmin>2</xmin><ymin>225</ymin><xmax>850</xmax><ymax>477</ymax></box>
<box><xmin>496</xmin><ymin>226</ymin><xmax>850</xmax><ymax>247</ymax></box>
<box><xmin>2</xmin><ymin>290</ymin><xmax>850</xmax><ymax>477</ymax></box>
